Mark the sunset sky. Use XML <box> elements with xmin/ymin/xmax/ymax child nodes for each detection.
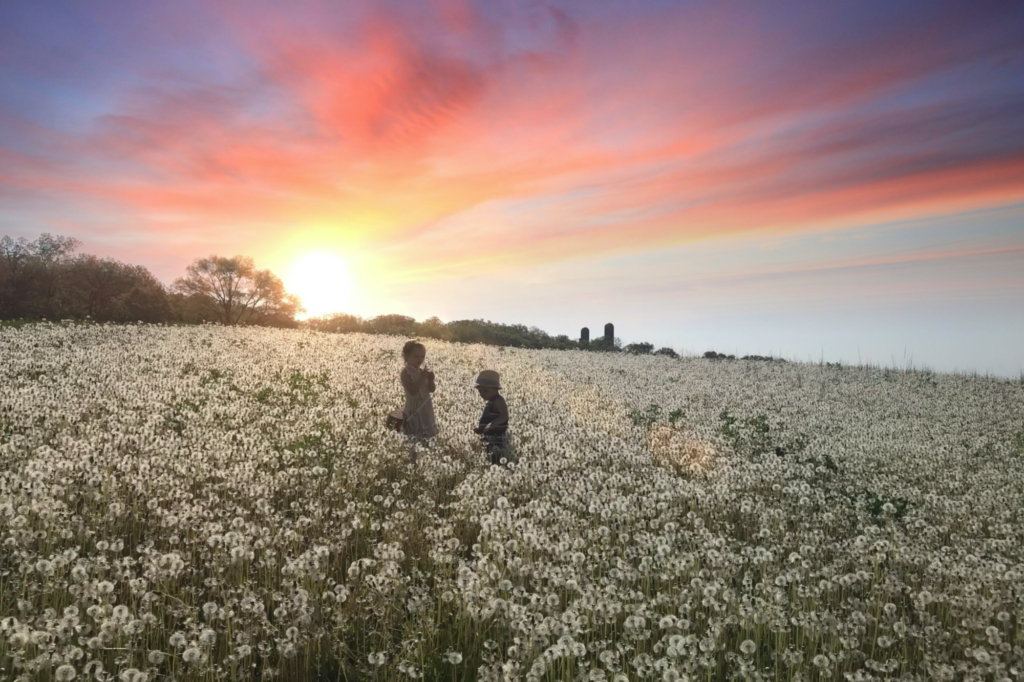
<box><xmin>2</xmin><ymin>0</ymin><xmax>1022</xmax><ymax>375</ymax></box>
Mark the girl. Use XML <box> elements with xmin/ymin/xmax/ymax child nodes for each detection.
<box><xmin>400</xmin><ymin>340</ymin><xmax>438</xmax><ymax>440</ymax></box>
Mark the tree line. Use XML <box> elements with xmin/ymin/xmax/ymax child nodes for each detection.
<box><xmin>305</xmin><ymin>313</ymin><xmax>585</xmax><ymax>349</ymax></box>
<box><xmin>1</xmin><ymin>232</ymin><xmax>686</xmax><ymax>354</ymax></box>
<box><xmin>305</xmin><ymin>313</ymin><xmax>686</xmax><ymax>354</ymax></box>
<box><xmin>0</xmin><ymin>233</ymin><xmax>299</xmax><ymax>326</ymax></box>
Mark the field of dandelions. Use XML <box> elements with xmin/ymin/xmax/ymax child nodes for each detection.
<box><xmin>1</xmin><ymin>323</ymin><xmax>1023</xmax><ymax>682</ymax></box>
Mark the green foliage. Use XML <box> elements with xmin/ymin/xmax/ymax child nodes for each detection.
<box><xmin>0</xmin><ymin>418</ymin><xmax>22</xmax><ymax>444</ymax></box>
<box><xmin>253</xmin><ymin>387</ymin><xmax>274</xmax><ymax>404</ymax></box>
<box><xmin>198</xmin><ymin>368</ymin><xmax>229</xmax><ymax>387</ymax></box>
<box><xmin>718</xmin><ymin>409</ymin><xmax>739</xmax><ymax>439</ymax></box>
<box><xmin>0</xmin><ymin>233</ymin><xmax>308</xmax><ymax>327</ymax></box>
<box><xmin>163</xmin><ymin>399</ymin><xmax>201</xmax><ymax>436</ymax></box>
<box><xmin>861</xmin><ymin>490</ymin><xmax>911</xmax><ymax>520</ymax></box>
<box><xmin>628</xmin><ymin>404</ymin><xmax>687</xmax><ymax>428</ymax></box>
<box><xmin>586</xmin><ymin>336</ymin><xmax>621</xmax><ymax>352</ymax></box>
<box><xmin>1</xmin><ymin>233</ymin><xmax>173</xmax><ymax>323</ymax></box>
<box><xmin>364</xmin><ymin>314</ymin><xmax>418</xmax><ymax>336</ymax></box>
<box><xmin>802</xmin><ymin>453</ymin><xmax>839</xmax><ymax>473</ymax></box>
<box><xmin>289</xmin><ymin>369</ymin><xmax>329</xmax><ymax>391</ymax></box>
<box><xmin>266</xmin><ymin>422</ymin><xmax>343</xmax><ymax>478</ymax></box>
<box><xmin>719</xmin><ymin>409</ymin><xmax>809</xmax><ymax>457</ymax></box>
<box><xmin>306</xmin><ymin>313</ymin><xmax>582</xmax><ymax>351</ymax></box>
<box><xmin>285</xmin><ymin>369</ymin><xmax>330</xmax><ymax>405</ymax></box>
<box><xmin>623</xmin><ymin>342</ymin><xmax>654</xmax><ymax>355</ymax></box>
<box><xmin>629</xmin><ymin>404</ymin><xmax>663</xmax><ymax>427</ymax></box>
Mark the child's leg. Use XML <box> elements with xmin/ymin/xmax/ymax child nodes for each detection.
<box><xmin>485</xmin><ymin>435</ymin><xmax>508</xmax><ymax>465</ymax></box>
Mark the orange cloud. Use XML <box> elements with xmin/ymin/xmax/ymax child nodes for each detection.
<box><xmin>1</xmin><ymin>0</ymin><xmax>1022</xmax><ymax>287</ymax></box>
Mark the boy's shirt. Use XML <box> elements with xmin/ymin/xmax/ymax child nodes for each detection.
<box><xmin>480</xmin><ymin>394</ymin><xmax>509</xmax><ymax>434</ymax></box>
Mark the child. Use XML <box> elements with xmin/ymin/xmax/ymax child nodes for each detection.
<box><xmin>400</xmin><ymin>340</ymin><xmax>438</xmax><ymax>441</ymax></box>
<box><xmin>473</xmin><ymin>370</ymin><xmax>509</xmax><ymax>465</ymax></box>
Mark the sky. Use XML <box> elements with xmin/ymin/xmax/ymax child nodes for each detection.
<box><xmin>1</xmin><ymin>0</ymin><xmax>1023</xmax><ymax>376</ymax></box>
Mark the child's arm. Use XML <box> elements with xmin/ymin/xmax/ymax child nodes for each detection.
<box><xmin>427</xmin><ymin>371</ymin><xmax>436</xmax><ymax>393</ymax></box>
<box><xmin>400</xmin><ymin>368</ymin><xmax>431</xmax><ymax>393</ymax></box>
<box><xmin>484</xmin><ymin>395</ymin><xmax>509</xmax><ymax>431</ymax></box>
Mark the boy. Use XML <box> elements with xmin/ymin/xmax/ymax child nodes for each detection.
<box><xmin>473</xmin><ymin>370</ymin><xmax>509</xmax><ymax>465</ymax></box>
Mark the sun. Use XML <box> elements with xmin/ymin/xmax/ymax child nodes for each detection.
<box><xmin>286</xmin><ymin>252</ymin><xmax>353</xmax><ymax>318</ymax></box>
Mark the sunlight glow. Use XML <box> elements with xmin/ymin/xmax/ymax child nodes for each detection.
<box><xmin>286</xmin><ymin>252</ymin><xmax>353</xmax><ymax>318</ymax></box>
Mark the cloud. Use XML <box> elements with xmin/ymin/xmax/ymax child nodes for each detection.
<box><xmin>0</xmin><ymin>0</ymin><xmax>1022</xmax><ymax>284</ymax></box>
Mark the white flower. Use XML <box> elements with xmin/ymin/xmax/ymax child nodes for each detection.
<box><xmin>182</xmin><ymin>647</ymin><xmax>203</xmax><ymax>664</ymax></box>
<box><xmin>4</xmin><ymin>323</ymin><xmax>1022</xmax><ymax>682</ymax></box>
<box><xmin>445</xmin><ymin>651</ymin><xmax>463</xmax><ymax>664</ymax></box>
<box><xmin>55</xmin><ymin>665</ymin><xmax>77</xmax><ymax>682</ymax></box>
<box><xmin>119</xmin><ymin>669</ymin><xmax>143</xmax><ymax>682</ymax></box>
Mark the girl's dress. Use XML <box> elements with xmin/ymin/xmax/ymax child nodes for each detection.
<box><xmin>402</xmin><ymin>364</ymin><xmax>438</xmax><ymax>439</ymax></box>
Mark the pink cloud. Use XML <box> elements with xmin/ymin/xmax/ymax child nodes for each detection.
<box><xmin>1</xmin><ymin>0</ymin><xmax>1021</xmax><ymax>285</ymax></box>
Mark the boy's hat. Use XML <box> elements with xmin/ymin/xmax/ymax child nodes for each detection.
<box><xmin>473</xmin><ymin>370</ymin><xmax>501</xmax><ymax>389</ymax></box>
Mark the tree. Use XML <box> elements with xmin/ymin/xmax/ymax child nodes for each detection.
<box><xmin>30</xmin><ymin>234</ymin><xmax>82</xmax><ymax>316</ymax></box>
<box><xmin>172</xmin><ymin>255</ymin><xmax>303</xmax><ymax>326</ymax></box>
<box><xmin>0</xmin><ymin>236</ymin><xmax>31</xmax><ymax>318</ymax></box>
<box><xmin>61</xmin><ymin>255</ymin><xmax>172</xmax><ymax>322</ymax></box>
<box><xmin>587</xmin><ymin>335</ymin><xmax>622</xmax><ymax>352</ymax></box>
<box><xmin>418</xmin><ymin>316</ymin><xmax>450</xmax><ymax>341</ymax></box>
<box><xmin>0</xmin><ymin>233</ymin><xmax>81</xmax><ymax>319</ymax></box>
<box><xmin>168</xmin><ymin>292</ymin><xmax>220</xmax><ymax>324</ymax></box>
<box><xmin>365</xmin><ymin>314</ymin><xmax>418</xmax><ymax>336</ymax></box>
<box><xmin>624</xmin><ymin>342</ymin><xmax>655</xmax><ymax>355</ymax></box>
<box><xmin>307</xmin><ymin>312</ymin><xmax>364</xmax><ymax>333</ymax></box>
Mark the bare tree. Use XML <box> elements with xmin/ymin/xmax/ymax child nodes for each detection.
<box><xmin>172</xmin><ymin>255</ymin><xmax>303</xmax><ymax>325</ymax></box>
